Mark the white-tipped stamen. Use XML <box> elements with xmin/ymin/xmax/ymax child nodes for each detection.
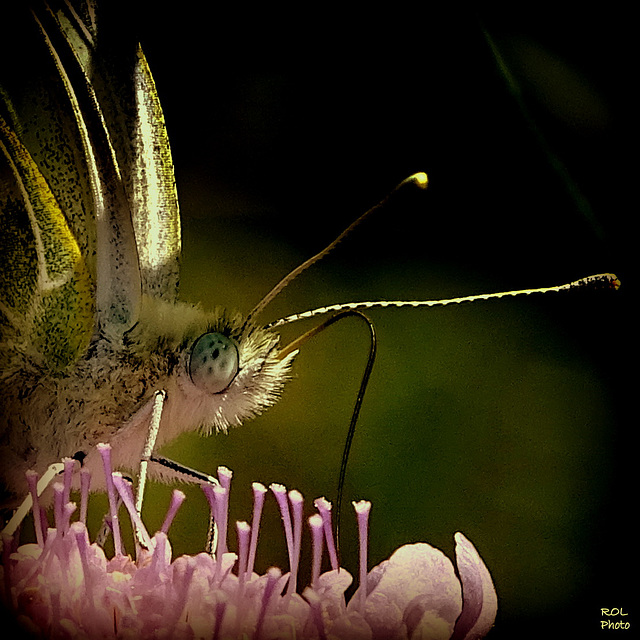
<box><xmin>353</xmin><ymin>499</ymin><xmax>372</xmax><ymax>613</ymax></box>
<box><xmin>247</xmin><ymin>482</ymin><xmax>267</xmax><ymax>578</ymax></box>
<box><xmin>217</xmin><ymin>466</ymin><xmax>233</xmax><ymax>491</ymax></box>
<box><xmin>271</xmin><ymin>483</ymin><xmax>296</xmax><ymax>584</ymax></box>
<box><xmin>209</xmin><ymin>476</ymin><xmax>226</xmax><ymax>563</ymax></box>
<box><xmin>160</xmin><ymin>490</ymin><xmax>185</xmax><ymax>535</ymax></box>
<box><xmin>60</xmin><ymin>502</ymin><xmax>76</xmax><ymax>536</ymax></box>
<box><xmin>287</xmin><ymin>489</ymin><xmax>304</xmax><ymax>597</ymax></box>
<box><xmin>308</xmin><ymin>513</ymin><xmax>324</xmax><ymax>588</ymax></box>
<box><xmin>213</xmin><ymin>484</ymin><xmax>229</xmax><ymax>558</ymax></box>
<box><xmin>236</xmin><ymin>520</ymin><xmax>251</xmax><ymax>598</ymax></box>
<box><xmin>150</xmin><ymin>531</ymin><xmax>170</xmax><ymax>576</ymax></box>
<box><xmin>314</xmin><ymin>497</ymin><xmax>339</xmax><ymax>571</ymax></box>
<box><xmin>97</xmin><ymin>443</ymin><xmax>123</xmax><ymax>556</ymax></box>
<box><xmin>112</xmin><ymin>472</ymin><xmax>153</xmax><ymax>550</ymax></box>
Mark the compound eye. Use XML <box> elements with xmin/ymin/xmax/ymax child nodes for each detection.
<box><xmin>189</xmin><ymin>332</ymin><xmax>239</xmax><ymax>394</ymax></box>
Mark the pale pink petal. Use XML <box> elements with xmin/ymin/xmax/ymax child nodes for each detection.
<box><xmin>328</xmin><ymin>610</ymin><xmax>374</xmax><ymax>640</ymax></box>
<box><xmin>451</xmin><ymin>532</ymin><xmax>498</xmax><ymax>640</ymax></box>
<box><xmin>363</xmin><ymin>543</ymin><xmax>463</xmax><ymax>640</ymax></box>
<box><xmin>315</xmin><ymin>567</ymin><xmax>353</xmax><ymax>618</ymax></box>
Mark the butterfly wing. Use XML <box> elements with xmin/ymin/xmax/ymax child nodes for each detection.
<box><xmin>60</xmin><ymin>1</ymin><xmax>181</xmax><ymax>303</ymax></box>
<box><xmin>93</xmin><ymin>44</ymin><xmax>181</xmax><ymax>303</ymax></box>
<box><xmin>0</xmin><ymin>109</ymin><xmax>94</xmax><ymax>371</ymax></box>
<box><xmin>1</xmin><ymin>1</ymin><xmax>181</xmax><ymax>376</ymax></box>
<box><xmin>0</xmin><ymin>7</ymin><xmax>97</xmax><ymax>372</ymax></box>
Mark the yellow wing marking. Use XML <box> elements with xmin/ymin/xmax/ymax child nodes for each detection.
<box><xmin>0</xmin><ymin>112</ymin><xmax>93</xmax><ymax>370</ymax></box>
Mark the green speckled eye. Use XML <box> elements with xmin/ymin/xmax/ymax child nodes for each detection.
<box><xmin>189</xmin><ymin>332</ymin><xmax>239</xmax><ymax>394</ymax></box>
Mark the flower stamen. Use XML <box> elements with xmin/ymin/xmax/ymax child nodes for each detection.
<box><xmin>270</xmin><ymin>483</ymin><xmax>295</xmax><ymax>582</ymax></box>
<box><xmin>314</xmin><ymin>497</ymin><xmax>339</xmax><ymax>570</ymax></box>
<box><xmin>287</xmin><ymin>489</ymin><xmax>303</xmax><ymax>597</ymax></box>
<box><xmin>1</xmin><ymin>450</ymin><xmax>498</xmax><ymax>638</ymax></box>
<box><xmin>112</xmin><ymin>472</ymin><xmax>153</xmax><ymax>550</ymax></box>
<box><xmin>308</xmin><ymin>513</ymin><xmax>323</xmax><ymax>588</ymax></box>
<box><xmin>79</xmin><ymin>468</ymin><xmax>91</xmax><ymax>525</ymax></box>
<box><xmin>97</xmin><ymin>443</ymin><xmax>123</xmax><ymax>556</ymax></box>
<box><xmin>61</xmin><ymin>458</ymin><xmax>76</xmax><ymax>506</ymax></box>
<box><xmin>26</xmin><ymin>470</ymin><xmax>45</xmax><ymax>547</ymax></box>
<box><xmin>159</xmin><ymin>489</ymin><xmax>185</xmax><ymax>535</ymax></box>
<box><xmin>353</xmin><ymin>499</ymin><xmax>371</xmax><ymax>613</ymax></box>
<box><xmin>246</xmin><ymin>482</ymin><xmax>266</xmax><ymax>578</ymax></box>
<box><xmin>235</xmin><ymin>520</ymin><xmax>251</xmax><ymax>600</ymax></box>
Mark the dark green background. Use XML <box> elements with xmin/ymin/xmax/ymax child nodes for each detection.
<box><xmin>13</xmin><ymin>4</ymin><xmax>635</xmax><ymax>639</ymax></box>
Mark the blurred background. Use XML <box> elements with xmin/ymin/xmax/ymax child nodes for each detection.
<box><xmin>9</xmin><ymin>3</ymin><xmax>634</xmax><ymax>638</ymax></box>
<box><xmin>138</xmin><ymin>7</ymin><xmax>632</xmax><ymax>638</ymax></box>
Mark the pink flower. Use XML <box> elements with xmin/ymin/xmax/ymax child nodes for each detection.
<box><xmin>1</xmin><ymin>445</ymin><xmax>497</xmax><ymax>639</ymax></box>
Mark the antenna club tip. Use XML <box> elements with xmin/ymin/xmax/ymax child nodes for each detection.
<box><xmin>408</xmin><ymin>172</ymin><xmax>429</xmax><ymax>189</ymax></box>
<box><xmin>572</xmin><ymin>273</ymin><xmax>621</xmax><ymax>291</ymax></box>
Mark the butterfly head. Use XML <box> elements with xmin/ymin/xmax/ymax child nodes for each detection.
<box><xmin>122</xmin><ymin>298</ymin><xmax>296</xmax><ymax>440</ymax></box>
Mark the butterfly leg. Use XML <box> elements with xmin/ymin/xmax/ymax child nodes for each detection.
<box><xmin>147</xmin><ymin>455</ymin><xmax>220</xmax><ymax>556</ymax></box>
<box><xmin>134</xmin><ymin>394</ymin><xmax>219</xmax><ymax>554</ymax></box>
<box><xmin>127</xmin><ymin>390</ymin><xmax>168</xmax><ymax>550</ymax></box>
<box><xmin>1</xmin><ymin>462</ymin><xmax>65</xmax><ymax>540</ymax></box>
<box><xmin>134</xmin><ymin>392</ymin><xmax>219</xmax><ymax>495</ymax></box>
<box><xmin>135</xmin><ymin>390</ymin><xmax>166</xmax><ymax>517</ymax></box>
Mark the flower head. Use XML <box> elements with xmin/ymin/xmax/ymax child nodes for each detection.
<box><xmin>1</xmin><ymin>445</ymin><xmax>497</xmax><ymax>639</ymax></box>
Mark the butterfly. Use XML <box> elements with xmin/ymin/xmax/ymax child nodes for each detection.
<box><xmin>1</xmin><ymin>1</ymin><xmax>620</xmax><ymax>534</ymax></box>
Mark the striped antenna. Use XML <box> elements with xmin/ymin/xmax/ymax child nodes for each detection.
<box><xmin>243</xmin><ymin>172</ymin><xmax>429</xmax><ymax>330</ymax></box>
<box><xmin>267</xmin><ymin>273</ymin><xmax>620</xmax><ymax>329</ymax></box>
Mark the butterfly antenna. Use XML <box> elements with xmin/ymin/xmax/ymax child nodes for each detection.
<box><xmin>268</xmin><ymin>273</ymin><xmax>621</xmax><ymax>329</ymax></box>
<box><xmin>243</xmin><ymin>172</ymin><xmax>428</xmax><ymax>330</ymax></box>
<box><xmin>278</xmin><ymin>310</ymin><xmax>377</xmax><ymax>557</ymax></box>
